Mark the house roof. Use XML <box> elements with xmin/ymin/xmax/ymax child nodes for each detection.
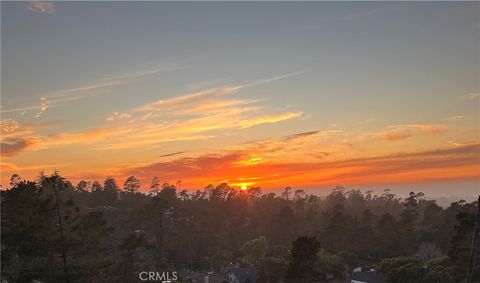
<box><xmin>178</xmin><ymin>271</ymin><xmax>226</xmax><ymax>283</ymax></box>
<box><xmin>230</xmin><ymin>267</ymin><xmax>256</xmax><ymax>283</ymax></box>
<box><xmin>351</xmin><ymin>271</ymin><xmax>385</xmax><ymax>283</ymax></box>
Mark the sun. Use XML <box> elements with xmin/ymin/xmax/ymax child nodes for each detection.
<box><xmin>240</xmin><ymin>184</ymin><xmax>248</xmax><ymax>191</ymax></box>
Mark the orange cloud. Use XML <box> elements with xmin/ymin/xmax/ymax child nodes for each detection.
<box><xmin>133</xmin><ymin>71</ymin><xmax>302</xmax><ymax>114</ymax></box>
<box><xmin>0</xmin><ymin>119</ymin><xmax>56</xmax><ymax>157</ymax></box>
<box><xmin>2</xmin><ymin>71</ymin><xmax>305</xmax><ymax>154</ymax></box>
<box><xmin>2</xmin><ymin>71</ymin><xmax>304</xmax><ymax>156</ymax></box>
<box><xmin>3</xmin><ymin>121</ymin><xmax>477</xmax><ymax>189</ymax></box>
<box><xmin>382</xmin><ymin>124</ymin><xmax>445</xmax><ymax>141</ymax></box>
<box><xmin>19</xmin><ymin>101</ymin><xmax>301</xmax><ymax>152</ymax></box>
<box><xmin>134</xmin><ymin>86</ymin><xmax>243</xmax><ymax>112</ymax></box>
<box><xmin>1</xmin><ymin>138</ymin><xmax>38</xmax><ymax>158</ymax></box>
<box><xmin>115</xmin><ymin>142</ymin><xmax>479</xmax><ymax>190</ymax></box>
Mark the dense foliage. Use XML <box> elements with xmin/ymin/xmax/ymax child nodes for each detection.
<box><xmin>1</xmin><ymin>173</ymin><xmax>478</xmax><ymax>282</ymax></box>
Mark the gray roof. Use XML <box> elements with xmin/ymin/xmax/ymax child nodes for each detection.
<box><xmin>351</xmin><ymin>271</ymin><xmax>385</xmax><ymax>283</ymax></box>
<box><xmin>231</xmin><ymin>267</ymin><xmax>256</xmax><ymax>283</ymax></box>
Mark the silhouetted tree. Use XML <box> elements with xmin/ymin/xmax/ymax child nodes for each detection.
<box><xmin>91</xmin><ymin>181</ymin><xmax>102</xmax><ymax>192</ymax></box>
<box><xmin>257</xmin><ymin>257</ymin><xmax>288</xmax><ymax>283</ymax></box>
<box><xmin>123</xmin><ymin>176</ymin><xmax>140</xmax><ymax>195</ymax></box>
<box><xmin>285</xmin><ymin>236</ymin><xmax>321</xmax><ymax>282</ymax></box>
<box><xmin>241</xmin><ymin>236</ymin><xmax>268</xmax><ymax>265</ymax></box>
<box><xmin>149</xmin><ymin>177</ymin><xmax>161</xmax><ymax>196</ymax></box>
<box><xmin>101</xmin><ymin>177</ymin><xmax>119</xmax><ymax>204</ymax></box>
<box><xmin>449</xmin><ymin>210</ymin><xmax>478</xmax><ymax>281</ymax></box>
<box><xmin>76</xmin><ymin>180</ymin><xmax>90</xmax><ymax>192</ymax></box>
<box><xmin>377</xmin><ymin>257</ymin><xmax>426</xmax><ymax>283</ymax></box>
<box><xmin>9</xmin><ymin>173</ymin><xmax>22</xmax><ymax>188</ymax></box>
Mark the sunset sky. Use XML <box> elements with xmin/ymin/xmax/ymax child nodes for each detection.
<box><xmin>1</xmin><ymin>2</ymin><xmax>479</xmax><ymax>196</ymax></box>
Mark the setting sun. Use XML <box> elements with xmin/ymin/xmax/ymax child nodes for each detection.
<box><xmin>240</xmin><ymin>185</ymin><xmax>248</xmax><ymax>191</ymax></box>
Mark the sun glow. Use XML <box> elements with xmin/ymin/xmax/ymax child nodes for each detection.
<box><xmin>231</xmin><ymin>180</ymin><xmax>255</xmax><ymax>191</ymax></box>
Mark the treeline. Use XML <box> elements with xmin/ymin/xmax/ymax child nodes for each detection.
<box><xmin>1</xmin><ymin>172</ymin><xmax>478</xmax><ymax>283</ymax></box>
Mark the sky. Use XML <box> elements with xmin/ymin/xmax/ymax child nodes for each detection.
<box><xmin>1</xmin><ymin>1</ymin><xmax>479</xmax><ymax>197</ymax></box>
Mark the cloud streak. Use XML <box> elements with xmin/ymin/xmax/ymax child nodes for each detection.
<box><xmin>159</xmin><ymin>151</ymin><xmax>187</xmax><ymax>158</ymax></box>
<box><xmin>3</xmin><ymin>64</ymin><xmax>180</xmax><ymax>117</ymax></box>
<box><xmin>46</xmin><ymin>67</ymin><xmax>176</xmax><ymax>99</ymax></box>
<box><xmin>380</xmin><ymin>124</ymin><xmax>445</xmax><ymax>142</ymax></box>
<box><xmin>134</xmin><ymin>71</ymin><xmax>302</xmax><ymax>113</ymax></box>
<box><xmin>134</xmin><ymin>86</ymin><xmax>242</xmax><ymax>112</ymax></box>
<box><xmin>445</xmin><ymin>115</ymin><xmax>464</xmax><ymax>122</ymax></box>
<box><xmin>464</xmin><ymin>92</ymin><xmax>480</xmax><ymax>99</ymax></box>
<box><xmin>3</xmin><ymin>72</ymin><xmax>304</xmax><ymax>153</ymax></box>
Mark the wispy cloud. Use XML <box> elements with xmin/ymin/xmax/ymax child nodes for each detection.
<box><xmin>238</xmin><ymin>112</ymin><xmax>302</xmax><ymax>128</ymax></box>
<box><xmin>2</xmin><ymin>105</ymin><xmax>44</xmax><ymax>114</ymax></box>
<box><xmin>283</xmin><ymin>131</ymin><xmax>320</xmax><ymax>141</ymax></box>
<box><xmin>8</xmin><ymin>71</ymin><xmax>303</xmax><ymax>152</ymax></box>
<box><xmin>464</xmin><ymin>92</ymin><xmax>480</xmax><ymax>99</ymax></box>
<box><xmin>1</xmin><ymin>119</ymin><xmax>54</xmax><ymax>140</ymax></box>
<box><xmin>445</xmin><ymin>115</ymin><xmax>464</xmax><ymax>122</ymax></box>
<box><xmin>34</xmin><ymin>97</ymin><xmax>48</xmax><ymax>118</ymax></box>
<box><xmin>159</xmin><ymin>151</ymin><xmax>187</xmax><ymax>158</ymax></box>
<box><xmin>4</xmin><ymin>69</ymin><xmax>293</xmax><ymax>119</ymax></box>
<box><xmin>92</xmin><ymin>109</ymin><xmax>302</xmax><ymax>150</ymax></box>
<box><xmin>134</xmin><ymin>71</ymin><xmax>302</xmax><ymax>113</ymax></box>
<box><xmin>176</xmin><ymin>99</ymin><xmax>261</xmax><ymax>116</ymax></box>
<box><xmin>26</xmin><ymin>1</ymin><xmax>55</xmax><ymax>14</ymax></box>
<box><xmin>83</xmin><ymin>72</ymin><xmax>304</xmax><ymax>149</ymax></box>
<box><xmin>3</xmin><ymin>64</ymin><xmax>180</xmax><ymax>117</ymax></box>
<box><xmin>106</xmin><ymin>112</ymin><xmax>132</xmax><ymax>121</ymax></box>
<box><xmin>47</xmin><ymin>66</ymin><xmax>176</xmax><ymax>99</ymax></box>
<box><xmin>381</xmin><ymin>124</ymin><xmax>445</xmax><ymax>142</ymax></box>
<box><xmin>300</xmin><ymin>6</ymin><xmax>399</xmax><ymax>31</ymax></box>
<box><xmin>134</xmin><ymin>86</ymin><xmax>242</xmax><ymax>112</ymax></box>
<box><xmin>242</xmin><ymin>71</ymin><xmax>304</xmax><ymax>87</ymax></box>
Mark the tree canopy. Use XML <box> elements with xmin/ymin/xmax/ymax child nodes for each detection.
<box><xmin>1</xmin><ymin>173</ymin><xmax>478</xmax><ymax>282</ymax></box>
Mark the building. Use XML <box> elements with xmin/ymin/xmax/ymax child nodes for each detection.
<box><xmin>178</xmin><ymin>270</ymin><xmax>226</xmax><ymax>283</ymax></box>
<box><xmin>228</xmin><ymin>267</ymin><xmax>256</xmax><ymax>283</ymax></box>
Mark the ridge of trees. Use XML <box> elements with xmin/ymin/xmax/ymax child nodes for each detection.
<box><xmin>1</xmin><ymin>173</ymin><xmax>478</xmax><ymax>282</ymax></box>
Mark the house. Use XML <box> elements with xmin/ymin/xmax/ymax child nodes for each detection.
<box><xmin>351</xmin><ymin>267</ymin><xmax>385</xmax><ymax>283</ymax></box>
<box><xmin>228</xmin><ymin>267</ymin><xmax>256</xmax><ymax>283</ymax></box>
<box><xmin>177</xmin><ymin>270</ymin><xmax>196</xmax><ymax>282</ymax></box>
<box><xmin>178</xmin><ymin>270</ymin><xmax>226</xmax><ymax>283</ymax></box>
